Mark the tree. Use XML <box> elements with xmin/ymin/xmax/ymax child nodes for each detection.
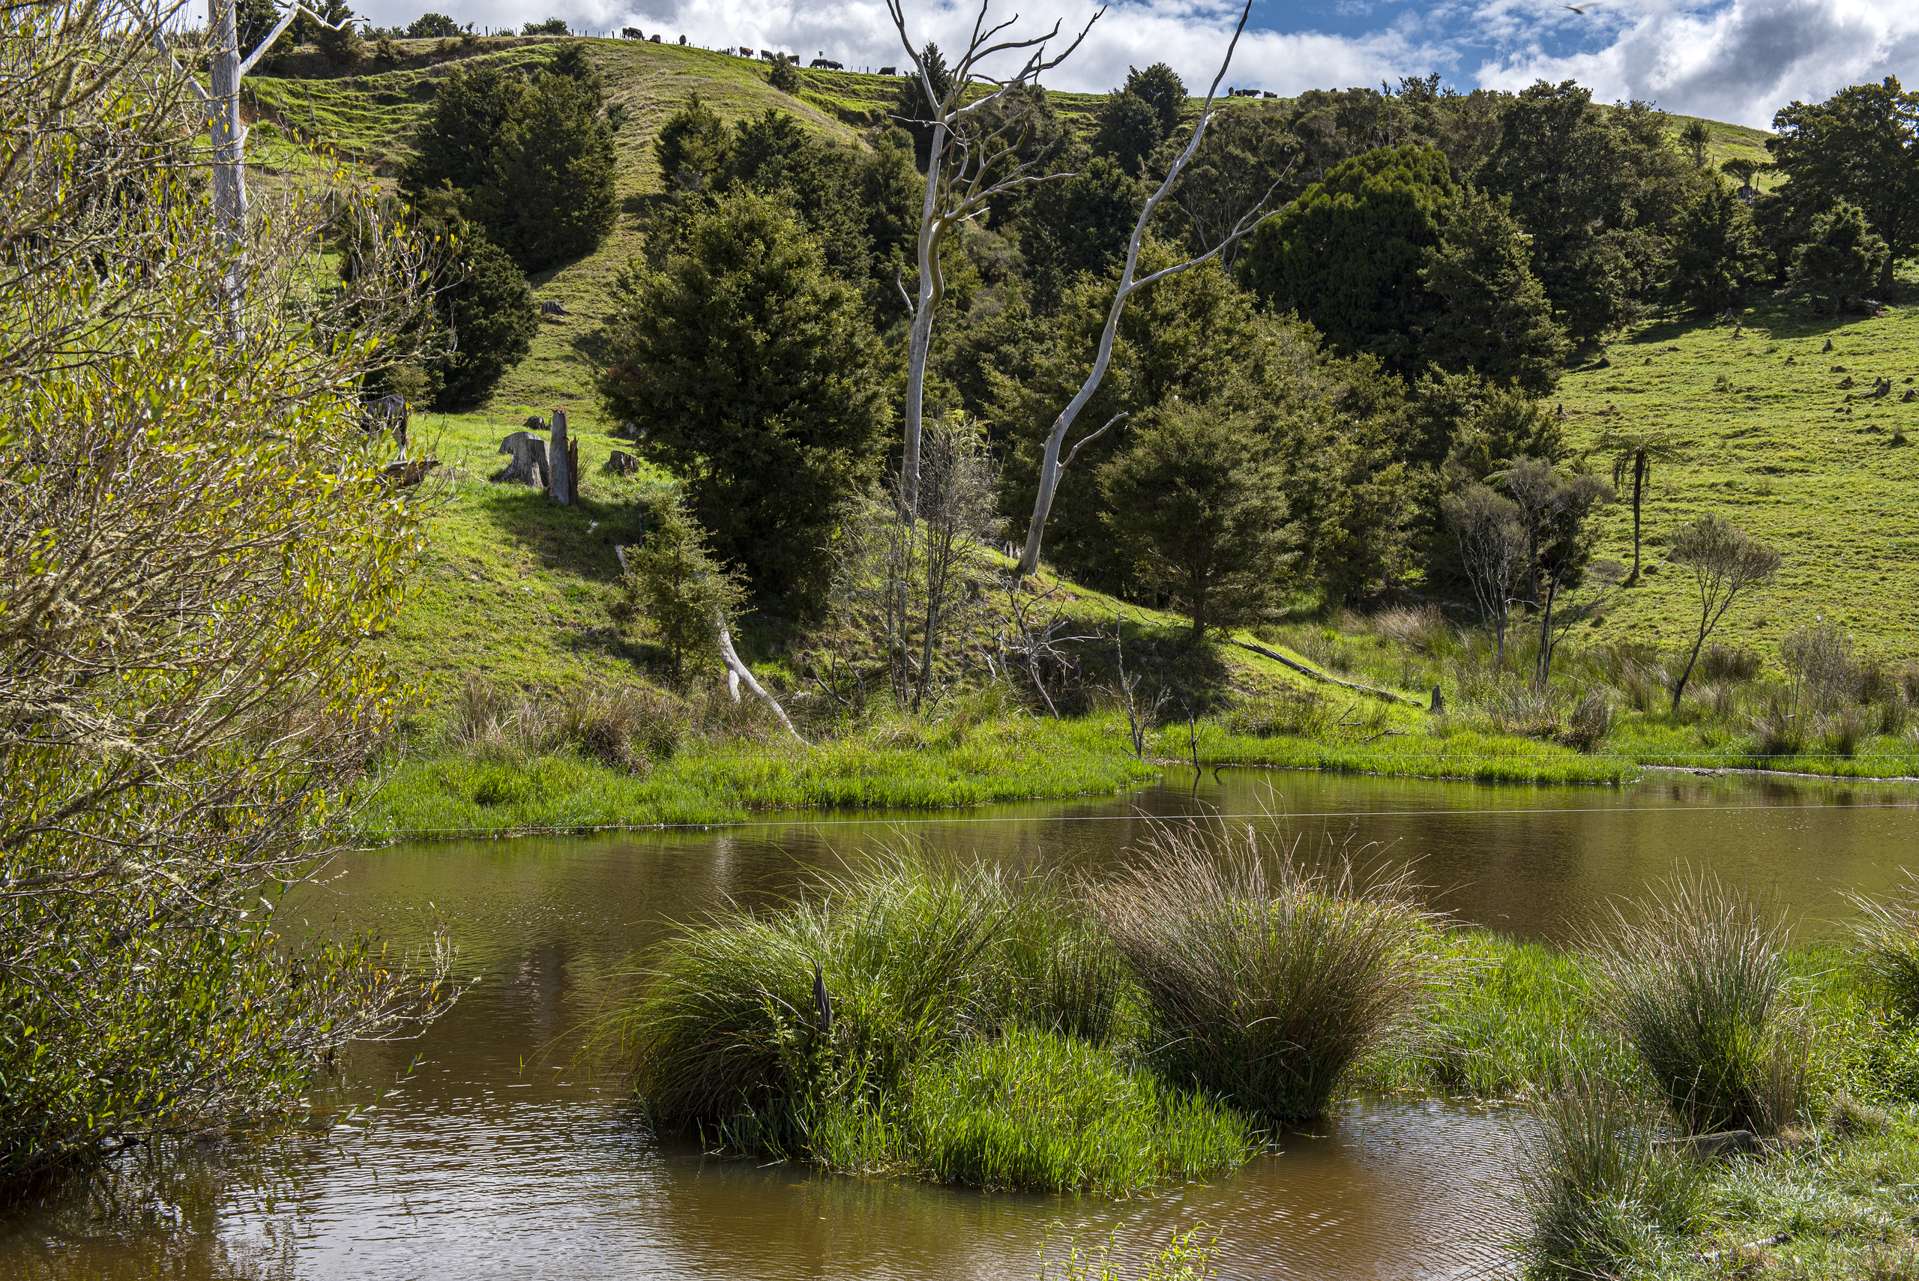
<box><xmin>892</xmin><ymin>40</ymin><xmax>955</xmax><ymax>169</ymax></box>
<box><xmin>1790</xmin><ymin>201</ymin><xmax>1890</xmax><ymax>313</ymax></box>
<box><xmin>1592</xmin><ymin>426</ymin><xmax>1683</xmax><ymax>586</ymax></box>
<box><xmin>1022</xmin><ymin>155</ymin><xmax>1142</xmax><ymax>299</ymax></box>
<box><xmin>654</xmin><ymin>94</ymin><xmax>731</xmax><ymax>195</ymax></box>
<box><xmin>1099</xmin><ymin>402</ymin><xmax>1294</xmax><ymax>637</ymax></box>
<box><xmin>769</xmin><ymin>53</ymin><xmax>801</xmax><ymax>94</ymax></box>
<box><xmin>1680</xmin><ymin>119</ymin><xmax>1711</xmax><ymax>167</ymax></box>
<box><xmin>1420</xmin><ymin>185</ymin><xmax>1567</xmax><ymax>395</ymax></box>
<box><xmin>1770</xmin><ymin>77</ymin><xmax>1919</xmax><ymax>288</ymax></box>
<box><xmin>596</xmin><ymin>193</ymin><xmax>890</xmax><ymax>610</ymax></box>
<box><xmin>522</xmin><ymin>16</ymin><xmax>567</xmax><ymax>34</ymax></box>
<box><xmin>1443</xmin><ymin>483</ymin><xmax>1526</xmax><ymax>664</ymax></box>
<box><xmin>407</xmin><ymin>11</ymin><xmax>460</xmax><ymax>37</ymax></box>
<box><xmin>1498</xmin><ymin>458</ymin><xmax>1611</xmax><ymax>687</ymax></box>
<box><xmin>480</xmin><ymin>71</ymin><xmax>618</xmax><ymax>271</ymax></box>
<box><xmin>1123</xmin><ymin>62</ymin><xmax>1186</xmax><ymax>139</ymax></box>
<box><xmin>1666</xmin><ymin>515</ymin><xmax>1781</xmax><ymax>712</ymax></box>
<box><xmin>619</xmin><ymin>497</ymin><xmax>747</xmax><ymax>682</ymax></box>
<box><xmin>1241</xmin><ymin>144</ymin><xmax>1455</xmax><ymax>376</ymax></box>
<box><xmin>2</xmin><ymin>6</ymin><xmax>449</xmax><ymax>1190</ymax></box>
<box><xmin>1092</xmin><ymin>90</ymin><xmax>1163</xmax><ymax>175</ymax></box>
<box><xmin>433</xmin><ymin>218</ymin><xmax>538</xmax><ymax>409</ymax></box>
<box><xmin>404</xmin><ymin>61</ymin><xmax>529</xmax><ymax>199</ymax></box>
<box><xmin>1669</xmin><ymin>183</ymin><xmax>1766</xmax><ymax>314</ymax></box>
<box><xmin>302</xmin><ymin>0</ymin><xmax>362</xmax><ymax>65</ymax></box>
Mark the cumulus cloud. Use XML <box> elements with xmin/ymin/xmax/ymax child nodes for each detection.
<box><xmin>1475</xmin><ymin>0</ymin><xmax>1919</xmax><ymax>127</ymax></box>
<box><xmin>352</xmin><ymin>0</ymin><xmax>1456</xmax><ymax>96</ymax></box>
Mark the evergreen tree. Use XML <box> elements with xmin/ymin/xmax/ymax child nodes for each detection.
<box><xmin>433</xmin><ymin>220</ymin><xmax>537</xmax><ymax>409</ymax></box>
<box><xmin>1099</xmin><ymin>401</ymin><xmax>1293</xmax><ymax>637</ymax></box>
<box><xmin>480</xmin><ymin>71</ymin><xmax>618</xmax><ymax>271</ymax></box>
<box><xmin>1680</xmin><ymin>119</ymin><xmax>1711</xmax><ymax>167</ymax></box>
<box><xmin>894</xmin><ymin>42</ymin><xmax>954</xmax><ymax>169</ymax></box>
<box><xmin>619</xmin><ymin>496</ymin><xmax>747</xmax><ymax>682</ymax></box>
<box><xmin>596</xmin><ymin>194</ymin><xmax>890</xmax><ymax>610</ymax></box>
<box><xmin>654</xmin><ymin>94</ymin><xmax>731</xmax><ymax>195</ymax></box>
<box><xmin>1669</xmin><ymin>183</ymin><xmax>1766</xmax><ymax>315</ymax></box>
<box><xmin>406</xmin><ymin>11</ymin><xmax>461</xmax><ymax>37</ymax></box>
<box><xmin>1790</xmin><ymin>201</ymin><xmax>1890</xmax><ymax>313</ymax></box>
<box><xmin>1091</xmin><ymin>91</ymin><xmax>1163</xmax><ymax>175</ymax></box>
<box><xmin>1241</xmin><ymin>144</ymin><xmax>1456</xmax><ymax>377</ymax></box>
<box><xmin>1770</xmin><ymin>77</ymin><xmax>1919</xmax><ymax>288</ymax></box>
<box><xmin>403</xmin><ymin>62</ymin><xmax>529</xmax><ymax>200</ymax></box>
<box><xmin>1420</xmin><ymin>186</ymin><xmax>1567</xmax><ymax>395</ymax></box>
<box><xmin>1022</xmin><ymin>154</ymin><xmax>1141</xmax><ymax>304</ymax></box>
<box><xmin>1123</xmin><ymin>63</ymin><xmax>1186</xmax><ymax>139</ymax></box>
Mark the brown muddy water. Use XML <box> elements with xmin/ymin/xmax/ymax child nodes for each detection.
<box><xmin>5</xmin><ymin>769</ymin><xmax>1916</xmax><ymax>1280</ymax></box>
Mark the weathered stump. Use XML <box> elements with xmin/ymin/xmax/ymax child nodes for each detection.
<box><xmin>548</xmin><ymin>408</ymin><xmax>578</xmax><ymax>505</ymax></box>
<box><xmin>495</xmin><ymin>430</ymin><xmax>548</xmax><ymax>486</ymax></box>
<box><xmin>605</xmin><ymin>450</ymin><xmax>639</xmax><ymax>476</ymax></box>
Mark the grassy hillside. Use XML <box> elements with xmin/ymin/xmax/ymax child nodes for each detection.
<box><xmin>1559</xmin><ymin>295</ymin><xmax>1919</xmax><ymax>657</ymax></box>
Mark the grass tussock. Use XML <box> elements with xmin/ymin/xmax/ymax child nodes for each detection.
<box><xmin>1519</xmin><ymin>1075</ymin><xmax>1703</xmax><ymax>1280</ymax></box>
<box><xmin>1853</xmin><ymin>872</ymin><xmax>1919</xmax><ymax>1023</ymax></box>
<box><xmin>608</xmin><ymin>853</ymin><xmax>1254</xmax><ymax>1194</ymax></box>
<box><xmin>1094</xmin><ymin>819</ymin><xmax>1440</xmax><ymax>1122</ymax></box>
<box><xmin>1587</xmin><ymin>871</ymin><xmax>1811</xmax><ymax>1136</ymax></box>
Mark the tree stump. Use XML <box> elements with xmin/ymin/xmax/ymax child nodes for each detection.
<box><xmin>605</xmin><ymin>450</ymin><xmax>639</xmax><ymax>476</ymax></box>
<box><xmin>548</xmin><ymin>408</ymin><xmax>578</xmax><ymax>505</ymax></box>
<box><xmin>495</xmin><ymin>430</ymin><xmax>548</xmax><ymax>486</ymax></box>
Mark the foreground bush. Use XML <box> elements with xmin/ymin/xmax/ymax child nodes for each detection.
<box><xmin>1854</xmin><ymin>872</ymin><xmax>1919</xmax><ymax>1022</ymax></box>
<box><xmin>0</xmin><ymin>5</ymin><xmax>451</xmax><ymax>1191</ymax></box>
<box><xmin>1520</xmin><ymin>1075</ymin><xmax>1701</xmax><ymax>1280</ymax></box>
<box><xmin>1588</xmin><ymin>872</ymin><xmax>1810</xmax><ymax>1135</ymax></box>
<box><xmin>1094</xmin><ymin>820</ymin><xmax>1439</xmax><ymax>1121</ymax></box>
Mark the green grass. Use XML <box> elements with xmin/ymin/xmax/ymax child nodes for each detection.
<box><xmin>1560</xmin><ymin>292</ymin><xmax>1919</xmax><ymax>659</ymax></box>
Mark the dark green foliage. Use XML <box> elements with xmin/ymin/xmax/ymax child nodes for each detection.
<box><xmin>1091</xmin><ymin>90</ymin><xmax>1162</xmax><ymax>175</ymax></box>
<box><xmin>1099</xmin><ymin>401</ymin><xmax>1294</xmax><ymax>636</ymax></box>
<box><xmin>768</xmin><ymin>53</ymin><xmax>800</xmax><ymax>94</ymax></box>
<box><xmin>1122</xmin><ymin>63</ymin><xmax>1186</xmax><ymax>139</ymax></box>
<box><xmin>403</xmin><ymin>62</ymin><xmax>527</xmax><ymax>199</ymax></box>
<box><xmin>618</xmin><ymin>496</ymin><xmax>747</xmax><ymax>682</ymax></box>
<box><xmin>653</xmin><ymin>93</ymin><xmax>730</xmax><ymax>195</ymax></box>
<box><xmin>1162</xmin><ymin>105</ymin><xmax>1302</xmax><ymax>264</ymax></box>
<box><xmin>1479</xmin><ymin>82</ymin><xmax>1697</xmax><ymax>345</ymax></box>
<box><xmin>1790</xmin><ymin>201</ymin><xmax>1891</xmax><ymax>313</ymax></box>
<box><xmin>1770</xmin><ymin>77</ymin><xmax>1919</xmax><ymax>286</ymax></box>
<box><xmin>596</xmin><ymin>193</ymin><xmax>889</xmax><ymax>610</ymax></box>
<box><xmin>894</xmin><ymin>41</ymin><xmax>954</xmax><ymax>169</ymax></box>
<box><xmin>432</xmin><ymin>221</ymin><xmax>537</xmax><ymax>409</ymax></box>
<box><xmin>237</xmin><ymin>0</ymin><xmax>285</xmax><ymax>55</ymax></box>
<box><xmin>479</xmin><ymin>71</ymin><xmax>618</xmax><ymax>271</ymax></box>
<box><xmin>404</xmin><ymin>60</ymin><xmax>617</xmax><ymax>273</ymax></box>
<box><xmin>1020</xmin><ymin>154</ymin><xmax>1141</xmax><ymax>304</ymax></box>
<box><xmin>1669</xmin><ymin>183</ymin><xmax>1767</xmax><ymax>314</ymax></box>
<box><xmin>521</xmin><ymin>16</ymin><xmax>567</xmax><ymax>35</ymax></box>
<box><xmin>1420</xmin><ymin>186</ymin><xmax>1567</xmax><ymax>394</ymax></box>
<box><xmin>406</xmin><ymin>11</ymin><xmax>460</xmax><ymax>37</ymax></box>
<box><xmin>1242</xmin><ymin>145</ymin><xmax>1455</xmax><ymax>376</ymax></box>
<box><xmin>292</xmin><ymin>0</ymin><xmax>361</xmax><ymax>66</ymax></box>
<box><xmin>1680</xmin><ymin>119</ymin><xmax>1711</xmax><ymax>167</ymax></box>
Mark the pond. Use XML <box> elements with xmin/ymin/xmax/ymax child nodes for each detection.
<box><xmin>5</xmin><ymin>769</ymin><xmax>1915</xmax><ymax>1280</ymax></box>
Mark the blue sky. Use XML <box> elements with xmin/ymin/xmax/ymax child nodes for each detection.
<box><xmin>347</xmin><ymin>0</ymin><xmax>1919</xmax><ymax>128</ymax></box>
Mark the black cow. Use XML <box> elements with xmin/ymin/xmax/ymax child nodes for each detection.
<box><xmin>621</xmin><ymin>26</ymin><xmax>642</xmax><ymax>39</ymax></box>
<box><xmin>809</xmin><ymin>57</ymin><xmax>841</xmax><ymax>69</ymax></box>
<box><xmin>879</xmin><ymin>65</ymin><xmax>897</xmax><ymax>75</ymax></box>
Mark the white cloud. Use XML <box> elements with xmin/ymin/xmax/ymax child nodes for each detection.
<box><xmin>1474</xmin><ymin>0</ymin><xmax>1919</xmax><ymax>127</ymax></box>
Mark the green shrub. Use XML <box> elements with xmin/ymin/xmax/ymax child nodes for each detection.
<box><xmin>618</xmin><ymin>497</ymin><xmax>747</xmax><ymax>683</ymax></box>
<box><xmin>1519</xmin><ymin>1076</ymin><xmax>1701</xmax><ymax>1280</ymax></box>
<box><xmin>1094</xmin><ymin>820</ymin><xmax>1438</xmax><ymax>1121</ymax></box>
<box><xmin>1853</xmin><ymin>873</ymin><xmax>1919</xmax><ymax>1023</ymax></box>
<box><xmin>1588</xmin><ymin>872</ymin><xmax>1810</xmax><ymax>1135</ymax></box>
<box><xmin>903</xmin><ymin>1027</ymin><xmax>1254</xmax><ymax>1194</ymax></box>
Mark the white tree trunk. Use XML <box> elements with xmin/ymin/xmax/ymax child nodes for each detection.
<box><xmin>208</xmin><ymin>0</ymin><xmax>248</xmax><ymax>334</ymax></box>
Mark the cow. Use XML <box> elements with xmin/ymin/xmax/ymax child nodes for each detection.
<box><xmin>759</xmin><ymin>49</ymin><xmax>775</xmax><ymax>59</ymax></box>
<box><xmin>739</xmin><ymin>45</ymin><xmax>753</xmax><ymax>57</ymax></box>
<box><xmin>810</xmin><ymin>57</ymin><xmax>841</xmax><ymax>69</ymax></box>
<box><xmin>879</xmin><ymin>65</ymin><xmax>897</xmax><ymax>75</ymax></box>
<box><xmin>648</xmin><ymin>33</ymin><xmax>660</xmax><ymax>42</ymax></box>
<box><xmin>1262</xmin><ymin>90</ymin><xmax>1277</xmax><ymax>98</ymax></box>
<box><xmin>621</xmin><ymin>26</ymin><xmax>642</xmax><ymax>39</ymax></box>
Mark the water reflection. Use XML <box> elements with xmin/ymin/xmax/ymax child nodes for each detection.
<box><xmin>6</xmin><ymin>769</ymin><xmax>1914</xmax><ymax>1279</ymax></box>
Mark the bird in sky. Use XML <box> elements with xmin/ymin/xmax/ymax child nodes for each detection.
<box><xmin>1564</xmin><ymin>2</ymin><xmax>1594</xmax><ymax>12</ymax></box>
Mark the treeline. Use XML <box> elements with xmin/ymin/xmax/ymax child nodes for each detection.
<box><xmin>592</xmin><ymin>59</ymin><xmax>1916</xmax><ymax>639</ymax></box>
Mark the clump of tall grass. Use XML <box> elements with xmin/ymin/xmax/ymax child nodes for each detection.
<box><xmin>1558</xmin><ymin>686</ymin><xmax>1613</xmax><ymax>751</ymax></box>
<box><xmin>611</xmin><ymin>856</ymin><xmax>1020</xmax><ymax>1153</ymax></box>
<box><xmin>1094</xmin><ymin>820</ymin><xmax>1439</xmax><ymax>1122</ymax></box>
<box><xmin>1852</xmin><ymin>872</ymin><xmax>1919</xmax><ymax>1022</ymax></box>
<box><xmin>904</xmin><ymin>1027</ymin><xmax>1254</xmax><ymax>1194</ymax></box>
<box><xmin>1518</xmin><ymin>1074</ymin><xmax>1702</xmax><ymax>1280</ymax></box>
<box><xmin>1586</xmin><ymin>872</ymin><xmax>1810</xmax><ymax>1135</ymax></box>
<box><xmin>1038</xmin><ymin>1227</ymin><xmax>1220</xmax><ymax>1281</ymax></box>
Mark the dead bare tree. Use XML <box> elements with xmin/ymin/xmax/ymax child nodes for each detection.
<box><xmin>149</xmin><ymin>0</ymin><xmax>355</xmax><ymax>330</ymax></box>
<box><xmin>1015</xmin><ymin>0</ymin><xmax>1282</xmax><ymax>578</ymax></box>
<box><xmin>884</xmin><ymin>0</ymin><xmax>1101</xmax><ymax>513</ymax></box>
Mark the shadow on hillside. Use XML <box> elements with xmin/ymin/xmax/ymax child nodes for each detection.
<box><xmin>475</xmin><ymin>483</ymin><xmax>656</xmax><ymax>584</ymax></box>
<box><xmin>1618</xmin><ymin>289</ymin><xmax>1915</xmax><ymax>349</ymax></box>
<box><xmin>1056</xmin><ymin>616</ymin><xmax>1236</xmax><ymax>720</ymax></box>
